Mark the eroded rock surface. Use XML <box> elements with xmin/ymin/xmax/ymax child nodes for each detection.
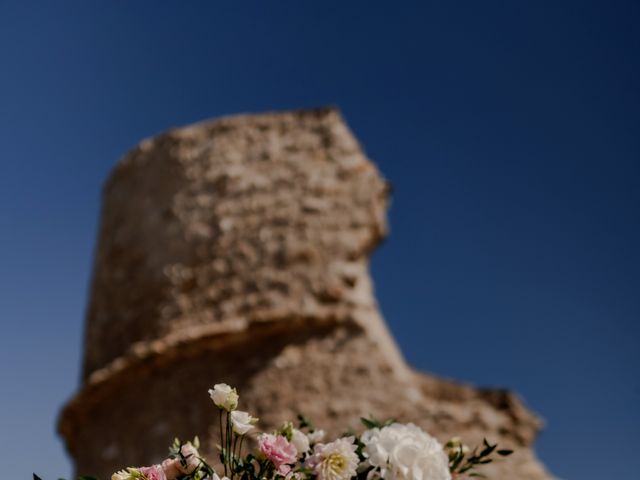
<box><xmin>59</xmin><ymin>108</ymin><xmax>552</xmax><ymax>479</ymax></box>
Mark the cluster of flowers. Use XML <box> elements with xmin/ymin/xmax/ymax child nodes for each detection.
<box><xmin>45</xmin><ymin>384</ymin><xmax>513</xmax><ymax>480</ymax></box>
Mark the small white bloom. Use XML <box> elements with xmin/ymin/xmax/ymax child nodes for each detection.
<box><xmin>446</xmin><ymin>437</ymin><xmax>469</xmax><ymax>454</ymax></box>
<box><xmin>307</xmin><ymin>429</ymin><xmax>325</xmax><ymax>444</ymax></box>
<box><xmin>362</xmin><ymin>423</ymin><xmax>451</xmax><ymax>480</ymax></box>
<box><xmin>291</xmin><ymin>428</ymin><xmax>310</xmax><ymax>453</ymax></box>
<box><xmin>111</xmin><ymin>468</ymin><xmax>138</xmax><ymax>480</ymax></box>
<box><xmin>306</xmin><ymin>437</ymin><xmax>359</xmax><ymax>480</ymax></box>
<box><xmin>212</xmin><ymin>473</ymin><xmax>231</xmax><ymax>480</ymax></box>
<box><xmin>209</xmin><ymin>383</ymin><xmax>239</xmax><ymax>411</ymax></box>
<box><xmin>230</xmin><ymin>410</ymin><xmax>258</xmax><ymax>435</ymax></box>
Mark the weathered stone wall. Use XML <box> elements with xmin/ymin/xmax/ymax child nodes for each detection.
<box><xmin>59</xmin><ymin>108</ymin><xmax>552</xmax><ymax>480</ymax></box>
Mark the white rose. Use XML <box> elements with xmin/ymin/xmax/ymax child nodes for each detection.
<box><xmin>362</xmin><ymin>423</ymin><xmax>450</xmax><ymax>480</ymax></box>
<box><xmin>209</xmin><ymin>383</ymin><xmax>239</xmax><ymax>411</ymax></box>
<box><xmin>230</xmin><ymin>410</ymin><xmax>257</xmax><ymax>435</ymax></box>
<box><xmin>307</xmin><ymin>429</ymin><xmax>325</xmax><ymax>444</ymax></box>
<box><xmin>290</xmin><ymin>428</ymin><xmax>310</xmax><ymax>453</ymax></box>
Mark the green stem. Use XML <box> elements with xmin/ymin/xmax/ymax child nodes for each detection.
<box><xmin>237</xmin><ymin>435</ymin><xmax>244</xmax><ymax>459</ymax></box>
<box><xmin>226</xmin><ymin>411</ymin><xmax>232</xmax><ymax>477</ymax></box>
<box><xmin>233</xmin><ymin>434</ymin><xmax>238</xmax><ymax>459</ymax></box>
<box><xmin>220</xmin><ymin>410</ymin><xmax>227</xmax><ymax>477</ymax></box>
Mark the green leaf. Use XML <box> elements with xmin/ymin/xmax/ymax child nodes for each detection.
<box><xmin>33</xmin><ymin>475</ymin><xmax>43</xmax><ymax>480</ymax></box>
<box><xmin>360</xmin><ymin>417</ymin><xmax>382</xmax><ymax>429</ymax></box>
<box><xmin>479</xmin><ymin>443</ymin><xmax>497</xmax><ymax>458</ymax></box>
<box><xmin>497</xmin><ymin>449</ymin><xmax>514</xmax><ymax>456</ymax></box>
<box><xmin>297</xmin><ymin>414</ymin><xmax>315</xmax><ymax>431</ymax></box>
<box><xmin>449</xmin><ymin>449</ymin><xmax>465</xmax><ymax>471</ymax></box>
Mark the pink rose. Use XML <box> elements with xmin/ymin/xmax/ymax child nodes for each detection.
<box><xmin>139</xmin><ymin>465</ymin><xmax>167</xmax><ymax>480</ymax></box>
<box><xmin>161</xmin><ymin>443</ymin><xmax>201</xmax><ymax>480</ymax></box>
<box><xmin>258</xmin><ymin>433</ymin><xmax>298</xmax><ymax>475</ymax></box>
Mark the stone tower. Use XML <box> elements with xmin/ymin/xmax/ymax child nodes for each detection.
<box><xmin>59</xmin><ymin>108</ymin><xmax>552</xmax><ymax>479</ymax></box>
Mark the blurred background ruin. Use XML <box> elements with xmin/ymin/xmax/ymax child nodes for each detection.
<box><xmin>0</xmin><ymin>2</ymin><xmax>638</xmax><ymax>479</ymax></box>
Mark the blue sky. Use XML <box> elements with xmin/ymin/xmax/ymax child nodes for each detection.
<box><xmin>0</xmin><ymin>2</ymin><xmax>638</xmax><ymax>479</ymax></box>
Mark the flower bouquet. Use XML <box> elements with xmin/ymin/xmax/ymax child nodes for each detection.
<box><xmin>36</xmin><ymin>384</ymin><xmax>512</xmax><ymax>480</ymax></box>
